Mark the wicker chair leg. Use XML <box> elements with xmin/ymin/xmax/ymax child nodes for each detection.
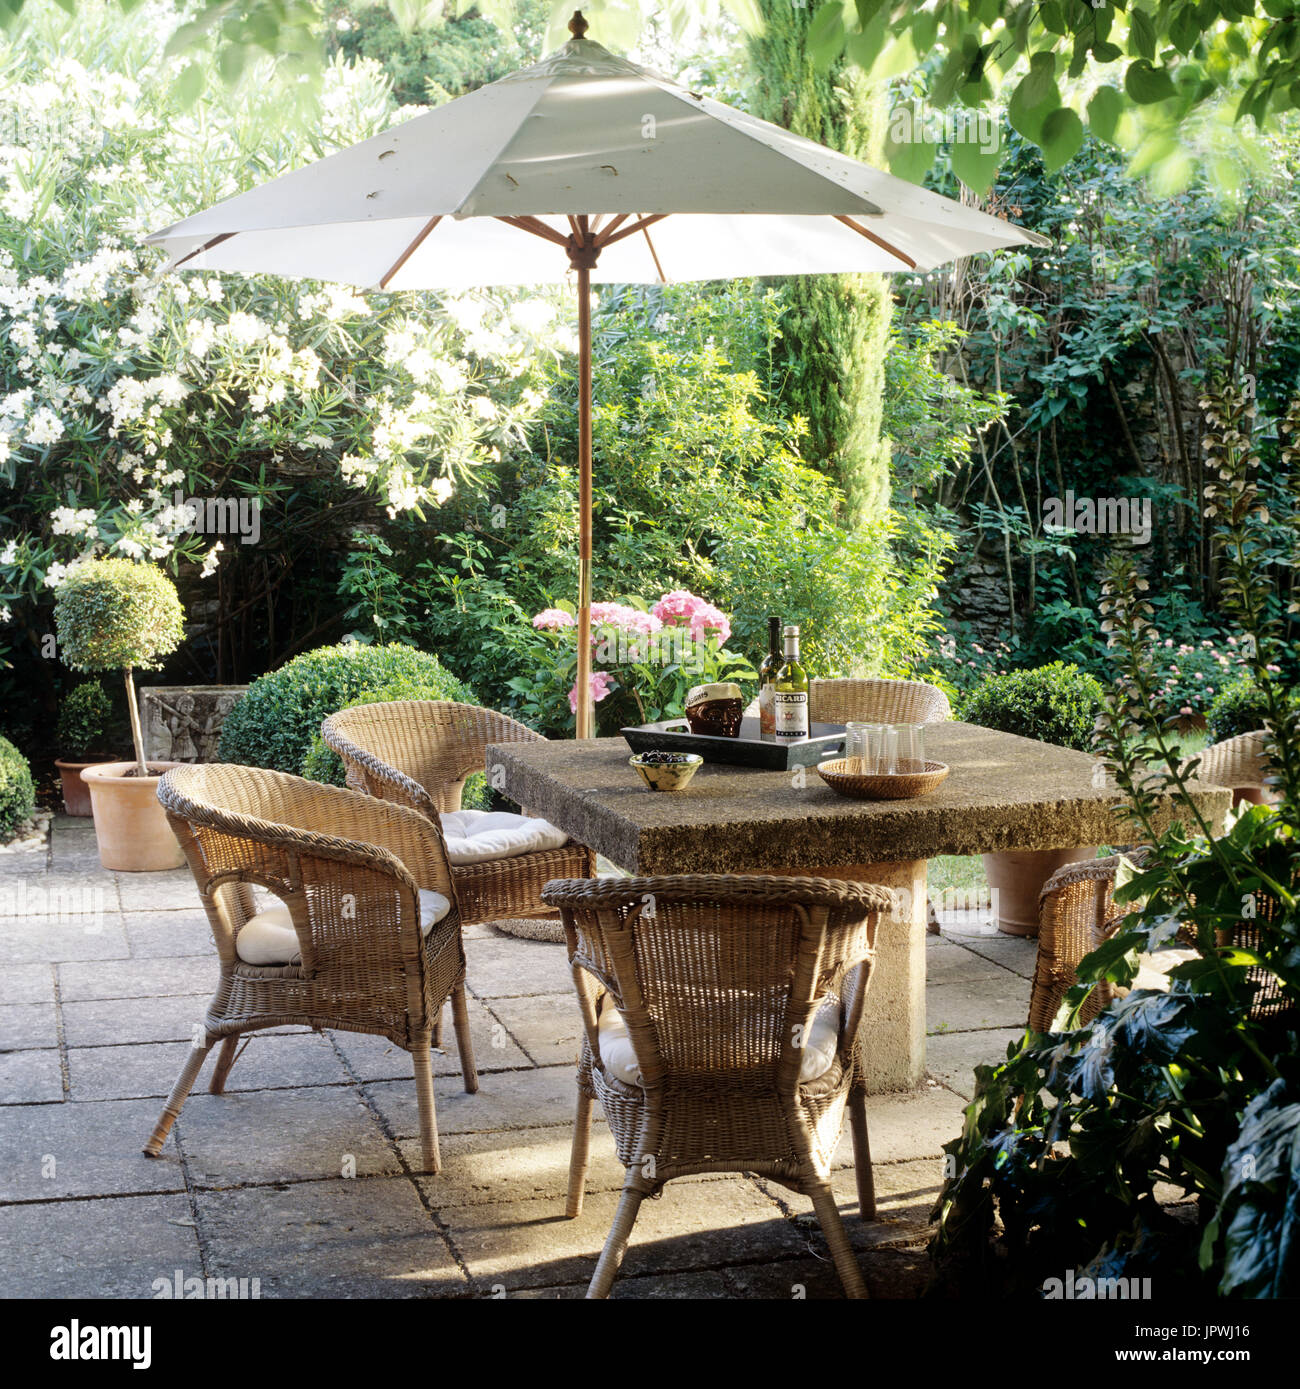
<box><xmin>808</xmin><ymin>1182</ymin><xmax>868</xmax><ymax>1299</ymax></box>
<box><xmin>586</xmin><ymin>1185</ymin><xmax>646</xmax><ymax>1299</ymax></box>
<box><xmin>566</xmin><ymin>1089</ymin><xmax>594</xmax><ymax>1218</ymax></box>
<box><xmin>450</xmin><ymin>984</ymin><xmax>478</xmax><ymax>1094</ymax></box>
<box><xmin>208</xmin><ymin>1035</ymin><xmax>241</xmax><ymax>1095</ymax></box>
<box><xmin>848</xmin><ymin>1087</ymin><xmax>876</xmax><ymax>1221</ymax></box>
<box><xmin>432</xmin><ymin>1003</ymin><xmax>444</xmax><ymax>1049</ymax></box>
<box><xmin>410</xmin><ymin>1033</ymin><xmax>441</xmax><ymax>1174</ymax></box>
<box><xmin>143</xmin><ymin>1042</ymin><xmax>211</xmax><ymax>1157</ymax></box>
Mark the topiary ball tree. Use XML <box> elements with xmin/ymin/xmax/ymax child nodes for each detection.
<box><xmin>54</xmin><ymin>559</ymin><xmax>185</xmax><ymax>777</ymax></box>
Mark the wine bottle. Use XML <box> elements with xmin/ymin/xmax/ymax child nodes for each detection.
<box><xmin>757</xmin><ymin>614</ymin><xmax>782</xmax><ymax>737</ymax></box>
<box><xmin>773</xmin><ymin>624</ymin><xmax>809</xmax><ymax>741</ymax></box>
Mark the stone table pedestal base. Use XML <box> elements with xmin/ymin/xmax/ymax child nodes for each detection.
<box><xmin>756</xmin><ymin>858</ymin><xmax>927</xmax><ymax>1094</ymax></box>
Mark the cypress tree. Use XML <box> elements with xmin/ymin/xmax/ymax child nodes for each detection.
<box><xmin>747</xmin><ymin>4</ymin><xmax>892</xmax><ymax>524</ymax></box>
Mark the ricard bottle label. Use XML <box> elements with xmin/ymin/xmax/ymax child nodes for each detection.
<box><xmin>774</xmin><ymin>689</ymin><xmax>809</xmax><ymax>740</ymax></box>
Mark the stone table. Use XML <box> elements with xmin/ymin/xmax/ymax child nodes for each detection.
<box><xmin>487</xmin><ymin>722</ymin><xmax>1230</xmax><ymax>1091</ymax></box>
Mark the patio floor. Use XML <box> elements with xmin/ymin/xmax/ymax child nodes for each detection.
<box><xmin>0</xmin><ymin>814</ymin><xmax>1034</xmax><ymax>1300</ymax></box>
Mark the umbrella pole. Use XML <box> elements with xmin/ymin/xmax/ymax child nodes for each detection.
<box><xmin>574</xmin><ymin>256</ymin><xmax>594</xmax><ymax>739</ymax></box>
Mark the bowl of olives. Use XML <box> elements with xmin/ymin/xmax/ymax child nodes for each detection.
<box><xmin>628</xmin><ymin>750</ymin><xmax>704</xmax><ymax>792</ymax></box>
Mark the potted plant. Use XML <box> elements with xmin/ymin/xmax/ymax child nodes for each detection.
<box><xmin>54</xmin><ymin>679</ymin><xmax>117</xmax><ymax>816</ymax></box>
<box><xmin>960</xmin><ymin>662</ymin><xmax>1106</xmax><ymax>935</ymax></box>
<box><xmin>54</xmin><ymin>559</ymin><xmax>187</xmax><ymax>870</ymax></box>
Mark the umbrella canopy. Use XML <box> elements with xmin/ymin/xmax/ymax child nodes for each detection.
<box><xmin>149</xmin><ymin>11</ymin><xmax>1048</xmax><ymax>733</ymax></box>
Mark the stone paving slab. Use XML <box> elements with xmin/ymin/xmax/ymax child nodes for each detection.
<box><xmin>61</xmin><ymin>993</ymin><xmax>213</xmax><ymax>1047</ymax></box>
<box><xmin>434</xmin><ymin>1177</ymin><xmax>806</xmax><ymax>1292</ymax></box>
<box><xmin>0</xmin><ymin>871</ymin><xmax>121</xmax><ymax>915</ymax></box>
<box><xmin>0</xmin><ymin>962</ymin><xmax>55</xmax><ymax>1006</ymax></box>
<box><xmin>0</xmin><ymin>1048</ymin><xmax>63</xmax><ymax>1104</ymax></box>
<box><xmin>58</xmin><ymin>956</ymin><xmax>218</xmax><ymax>1001</ymax></box>
<box><xmin>0</xmin><ymin>915</ymin><xmax>131</xmax><ymax>963</ymax></box>
<box><xmin>463</xmin><ymin>934</ymin><xmax>576</xmax><ymax>997</ymax></box>
<box><xmin>176</xmin><ymin>1086</ymin><xmax>400</xmax><ymax>1186</ymax></box>
<box><xmin>193</xmin><ymin>1177</ymin><xmax>465</xmax><ymax>1298</ymax></box>
<box><xmin>941</xmin><ymin>930</ymin><xmax>1038</xmax><ymax>980</ymax></box>
<box><xmin>328</xmin><ymin>1000</ymin><xmax>527</xmax><ymax>1080</ymax></box>
<box><xmin>483</xmin><ymin>992</ymin><xmax>584</xmax><ymax>1068</ymax></box>
<box><xmin>0</xmin><ymin>1193</ymin><xmax>201</xmax><ymax>1299</ymax></box>
<box><xmin>122</xmin><ymin>910</ymin><xmax>216</xmax><ymax>959</ymax></box>
<box><xmin>67</xmin><ymin>1031</ymin><xmax>349</xmax><ymax>1101</ymax></box>
<box><xmin>926</xmin><ymin>978</ymin><xmax>1029</xmax><ymax>1034</ymax></box>
<box><xmin>0</xmin><ymin>1001</ymin><xmax>59</xmax><ymax>1050</ymax></box>
<box><xmin>115</xmin><ymin>871</ymin><xmax>201</xmax><ymax>912</ymax></box>
<box><xmin>925</xmin><ymin>1028</ymin><xmax>1024</xmax><ymax>1100</ymax></box>
<box><xmin>364</xmin><ymin>1062</ymin><xmax>581</xmax><ymax>1140</ymax></box>
<box><xmin>0</xmin><ymin>1098</ymin><xmax>187</xmax><ymax>1200</ymax></box>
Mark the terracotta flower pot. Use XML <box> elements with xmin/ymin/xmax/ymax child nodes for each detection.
<box><xmin>982</xmin><ymin>846</ymin><xmax>1099</xmax><ymax>937</ymax></box>
<box><xmin>80</xmin><ymin>761</ymin><xmax>186</xmax><ymax>871</ymax></box>
<box><xmin>55</xmin><ymin>758</ymin><xmax>111</xmax><ymax>817</ymax></box>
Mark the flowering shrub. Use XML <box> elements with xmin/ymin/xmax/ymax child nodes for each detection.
<box><xmin>0</xmin><ymin>1</ymin><xmax>571</xmax><ymax>679</ymax></box>
<box><xmin>1146</xmin><ymin>636</ymin><xmax>1258</xmax><ymax>718</ymax></box>
<box><xmin>511</xmin><ymin>590</ymin><xmax>754</xmax><ymax>735</ymax></box>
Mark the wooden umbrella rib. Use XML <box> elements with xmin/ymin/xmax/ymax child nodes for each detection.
<box><xmin>642</xmin><ymin>223</ymin><xmax>666</xmax><ymax>283</ymax></box>
<box><xmin>172</xmin><ymin>232</ymin><xmax>236</xmax><ymax>270</ymax></box>
<box><xmin>834</xmin><ymin>215</ymin><xmax>916</xmax><ymax>269</ymax></box>
<box><xmin>599</xmin><ymin>213</ymin><xmax>667</xmax><ymax>249</ymax></box>
<box><xmin>591</xmin><ymin>213</ymin><xmax>629</xmax><ymax>247</ymax></box>
<box><xmin>378</xmin><ymin>215</ymin><xmax>443</xmax><ymax>289</ymax></box>
<box><xmin>496</xmin><ymin>214</ymin><xmax>571</xmax><ymax>247</ymax></box>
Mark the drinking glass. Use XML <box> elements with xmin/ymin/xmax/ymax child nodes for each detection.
<box><xmin>844</xmin><ymin>721</ymin><xmax>876</xmax><ymax>774</ymax></box>
<box><xmin>876</xmin><ymin>725</ymin><xmax>898</xmax><ymax>776</ymax></box>
<box><xmin>894</xmin><ymin>723</ymin><xmax>927</xmax><ymax>774</ymax></box>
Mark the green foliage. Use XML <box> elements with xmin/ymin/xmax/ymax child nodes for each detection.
<box><xmin>0</xmin><ymin>734</ymin><xmax>36</xmax><ymax>843</ymax></box>
<box><xmin>960</xmin><ymin>661</ymin><xmax>1103</xmax><ymax>751</ymax></box>
<box><xmin>53</xmin><ymin>559</ymin><xmax>185</xmax><ymax>674</ymax></box>
<box><xmin>0</xmin><ymin>1</ymin><xmax>569</xmax><ymax>690</ymax></box>
<box><xmin>412</xmin><ymin>283</ymin><xmax>952</xmax><ymax>714</ymax></box>
<box><xmin>56</xmin><ymin>679</ymin><xmax>113</xmax><ymax>758</ymax></box>
<box><xmin>806</xmin><ymin>0</ymin><xmax>1291</xmax><ymax>191</ymax></box>
<box><xmin>747</xmin><ymin>0</ymin><xmax>891</xmax><ymax>523</ymax></box>
<box><xmin>1208</xmin><ymin>678</ymin><xmax>1275</xmax><ymax>744</ymax></box>
<box><xmin>217</xmin><ymin>641</ymin><xmax>473</xmax><ymax>775</ymax></box>
<box><xmin>300</xmin><ymin>680</ymin><xmax>490</xmax><ymax>807</ymax></box>
<box><xmin>329</xmin><ymin>0</ymin><xmax>546</xmax><ymax>105</ymax></box>
<box><xmin>931</xmin><ymin>384</ymin><xmax>1300</xmax><ymax>1298</ymax></box>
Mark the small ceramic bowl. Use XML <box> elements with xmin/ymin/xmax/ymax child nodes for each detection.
<box><xmin>629</xmin><ymin>753</ymin><xmax>703</xmax><ymax>792</ymax></box>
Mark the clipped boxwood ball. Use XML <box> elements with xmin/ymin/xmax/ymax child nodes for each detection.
<box><xmin>217</xmin><ymin>642</ymin><xmax>475</xmax><ymax>776</ymax></box>
<box><xmin>0</xmin><ymin>735</ymin><xmax>37</xmax><ymax>843</ymax></box>
<box><xmin>959</xmin><ymin>661</ymin><xmax>1104</xmax><ymax>752</ymax></box>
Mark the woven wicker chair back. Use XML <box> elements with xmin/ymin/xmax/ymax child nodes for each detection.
<box><xmin>809</xmin><ymin>678</ymin><xmax>951</xmax><ymax>726</ymax></box>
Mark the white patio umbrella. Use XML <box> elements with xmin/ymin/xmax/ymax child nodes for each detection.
<box><xmin>149</xmin><ymin>10</ymin><xmax>1047</xmax><ymax>736</ymax></box>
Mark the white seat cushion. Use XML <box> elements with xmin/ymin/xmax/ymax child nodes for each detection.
<box><xmin>439</xmin><ymin>809</ymin><xmax>568</xmax><ymax>866</ymax></box>
<box><xmin>235</xmin><ymin>890</ymin><xmax>452</xmax><ymax>966</ymax></box>
<box><xmin>597</xmin><ymin>996</ymin><xmax>842</xmax><ymax>1087</ymax></box>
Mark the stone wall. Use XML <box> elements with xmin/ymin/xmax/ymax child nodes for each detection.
<box><xmin>140</xmin><ymin>686</ymin><xmax>247</xmax><ymax>763</ymax></box>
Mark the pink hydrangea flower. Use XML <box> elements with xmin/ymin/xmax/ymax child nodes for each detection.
<box><xmin>688</xmin><ymin>602</ymin><xmax>730</xmax><ymax>646</ymax></box>
<box><xmin>533</xmin><ymin>608</ymin><xmax>575</xmax><ymax>630</ymax></box>
<box><xmin>651</xmin><ymin>589</ymin><xmax>703</xmax><ymax>626</ymax></box>
<box><xmin>569</xmin><ymin>670</ymin><xmax>614</xmax><ymax>712</ymax></box>
<box><xmin>590</xmin><ymin>602</ymin><xmax>662</xmax><ymax>636</ymax></box>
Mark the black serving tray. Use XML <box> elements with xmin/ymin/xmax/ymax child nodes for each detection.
<box><xmin>621</xmin><ymin>717</ymin><xmax>847</xmax><ymax>771</ymax></box>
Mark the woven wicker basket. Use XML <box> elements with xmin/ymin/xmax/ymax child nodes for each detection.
<box><xmin>816</xmin><ymin>757</ymin><xmax>949</xmax><ymax>800</ymax></box>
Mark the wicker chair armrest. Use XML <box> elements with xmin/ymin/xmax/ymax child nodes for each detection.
<box><xmin>161</xmin><ymin>766</ymin><xmax>456</xmax><ymax>900</ymax></box>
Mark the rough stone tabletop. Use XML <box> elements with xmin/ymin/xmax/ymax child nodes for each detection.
<box><xmin>488</xmin><ymin>722</ymin><xmax>1232</xmax><ymax>874</ymax></box>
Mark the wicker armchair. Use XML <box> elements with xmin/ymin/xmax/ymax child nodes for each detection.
<box><xmin>1029</xmin><ymin>850</ymin><xmax>1291</xmax><ymax>1032</ymax></box>
<box><xmin>320</xmin><ymin>700</ymin><xmax>595</xmax><ymax>925</ymax></box>
<box><xmin>143</xmin><ymin>763</ymin><xmax>477</xmax><ymax>1174</ymax></box>
<box><xmin>1184</xmin><ymin>730</ymin><xmax>1276</xmax><ymax>805</ymax></box>
<box><xmin>540</xmin><ymin>873</ymin><xmax>895</xmax><ymax>1300</ymax></box>
<box><xmin>809</xmin><ymin>677</ymin><xmax>952</xmax><ymax>726</ymax></box>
